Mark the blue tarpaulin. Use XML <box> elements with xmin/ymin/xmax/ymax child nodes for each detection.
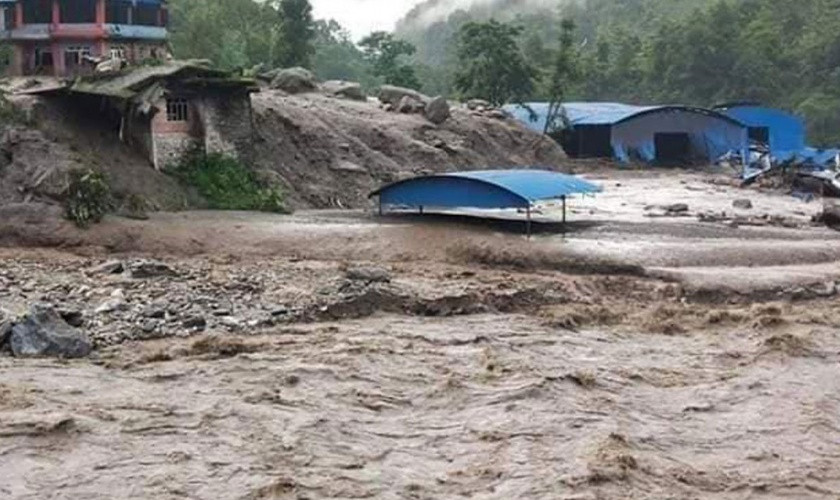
<box><xmin>716</xmin><ymin>104</ymin><xmax>839</xmax><ymax>169</ymax></box>
<box><xmin>715</xmin><ymin>105</ymin><xmax>805</xmax><ymax>160</ymax></box>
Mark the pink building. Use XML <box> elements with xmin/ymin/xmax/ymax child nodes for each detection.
<box><xmin>0</xmin><ymin>0</ymin><xmax>169</xmax><ymax>77</ymax></box>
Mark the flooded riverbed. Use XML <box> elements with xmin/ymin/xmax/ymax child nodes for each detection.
<box><xmin>2</xmin><ymin>170</ymin><xmax>839</xmax><ymax>499</ymax></box>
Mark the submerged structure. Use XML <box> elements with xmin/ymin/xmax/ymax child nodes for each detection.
<box><xmin>506</xmin><ymin>102</ymin><xmax>748</xmax><ymax>165</ymax></box>
<box><xmin>370</xmin><ymin>169</ymin><xmax>602</xmax><ymax>233</ymax></box>
<box><xmin>0</xmin><ymin>0</ymin><xmax>169</xmax><ymax>77</ymax></box>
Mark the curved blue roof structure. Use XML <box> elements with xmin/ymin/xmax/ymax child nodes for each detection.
<box><xmin>370</xmin><ymin>169</ymin><xmax>602</xmax><ymax>210</ymax></box>
<box><xmin>504</xmin><ymin>102</ymin><xmax>743</xmax><ymax>131</ymax></box>
<box><xmin>503</xmin><ymin>102</ymin><xmax>749</xmax><ymax>164</ymax></box>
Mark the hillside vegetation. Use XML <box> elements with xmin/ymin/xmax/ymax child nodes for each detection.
<box><xmin>396</xmin><ymin>0</ymin><xmax>840</xmax><ymax>145</ymax></box>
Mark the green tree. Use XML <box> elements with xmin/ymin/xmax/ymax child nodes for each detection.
<box><xmin>359</xmin><ymin>31</ymin><xmax>421</xmax><ymax>89</ymax></box>
<box><xmin>542</xmin><ymin>18</ymin><xmax>579</xmax><ymax>135</ymax></box>
<box><xmin>454</xmin><ymin>20</ymin><xmax>537</xmax><ymax>106</ymax></box>
<box><xmin>312</xmin><ymin>20</ymin><xmax>371</xmax><ymax>84</ymax></box>
<box><xmin>276</xmin><ymin>0</ymin><xmax>315</xmax><ymax>68</ymax></box>
<box><xmin>169</xmin><ymin>0</ymin><xmax>280</xmax><ymax>70</ymax></box>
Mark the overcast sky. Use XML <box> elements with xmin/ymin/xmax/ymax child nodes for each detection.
<box><xmin>311</xmin><ymin>0</ymin><xmax>419</xmax><ymax>40</ymax></box>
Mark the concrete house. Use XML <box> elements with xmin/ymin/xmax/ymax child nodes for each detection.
<box><xmin>28</xmin><ymin>61</ymin><xmax>258</xmax><ymax>169</ymax></box>
<box><xmin>0</xmin><ymin>0</ymin><xmax>169</xmax><ymax>77</ymax></box>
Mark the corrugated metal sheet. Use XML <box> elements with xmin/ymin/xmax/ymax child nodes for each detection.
<box><xmin>505</xmin><ymin>102</ymin><xmax>743</xmax><ymax>131</ymax></box>
<box><xmin>370</xmin><ymin>169</ymin><xmax>602</xmax><ymax>210</ymax></box>
<box><xmin>504</xmin><ymin>102</ymin><xmax>749</xmax><ymax>164</ymax></box>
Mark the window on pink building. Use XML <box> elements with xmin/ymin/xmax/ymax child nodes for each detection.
<box><xmin>166</xmin><ymin>98</ymin><xmax>188</xmax><ymax>122</ymax></box>
<box><xmin>22</xmin><ymin>0</ymin><xmax>51</xmax><ymax>24</ymax></box>
<box><xmin>61</xmin><ymin>0</ymin><xmax>97</xmax><ymax>23</ymax></box>
<box><xmin>64</xmin><ymin>46</ymin><xmax>92</xmax><ymax>68</ymax></box>
<box><xmin>105</xmin><ymin>0</ymin><xmax>130</xmax><ymax>24</ymax></box>
<box><xmin>134</xmin><ymin>4</ymin><xmax>158</xmax><ymax>26</ymax></box>
<box><xmin>33</xmin><ymin>46</ymin><xmax>53</xmax><ymax>71</ymax></box>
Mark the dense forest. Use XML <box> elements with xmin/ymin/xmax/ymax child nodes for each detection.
<box><xmin>396</xmin><ymin>0</ymin><xmax>840</xmax><ymax>145</ymax></box>
<box><xmin>161</xmin><ymin>0</ymin><xmax>840</xmax><ymax>145</ymax></box>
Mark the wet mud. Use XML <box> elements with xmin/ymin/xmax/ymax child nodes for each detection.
<box><xmin>2</xmin><ymin>170</ymin><xmax>840</xmax><ymax>499</ymax></box>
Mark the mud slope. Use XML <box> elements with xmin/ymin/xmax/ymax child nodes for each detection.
<box><xmin>0</xmin><ymin>91</ymin><xmax>566</xmax><ymax>213</ymax></box>
<box><xmin>0</xmin><ymin>96</ymin><xmax>191</xmax><ymax>211</ymax></box>
<box><xmin>249</xmin><ymin>92</ymin><xmax>567</xmax><ymax>208</ymax></box>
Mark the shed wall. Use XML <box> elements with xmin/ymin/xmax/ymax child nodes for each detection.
<box><xmin>611</xmin><ymin>110</ymin><xmax>747</xmax><ymax>163</ymax></box>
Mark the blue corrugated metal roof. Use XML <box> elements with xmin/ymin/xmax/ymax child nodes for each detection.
<box><xmin>370</xmin><ymin>169</ymin><xmax>602</xmax><ymax>210</ymax></box>
<box><xmin>505</xmin><ymin>102</ymin><xmax>743</xmax><ymax>131</ymax></box>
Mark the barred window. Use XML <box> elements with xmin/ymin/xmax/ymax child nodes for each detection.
<box><xmin>166</xmin><ymin>98</ymin><xmax>188</xmax><ymax>122</ymax></box>
<box><xmin>110</xmin><ymin>46</ymin><xmax>126</xmax><ymax>60</ymax></box>
<box><xmin>64</xmin><ymin>46</ymin><xmax>92</xmax><ymax>67</ymax></box>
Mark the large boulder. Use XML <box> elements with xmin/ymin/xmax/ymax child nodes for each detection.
<box><xmin>322</xmin><ymin>80</ymin><xmax>366</xmax><ymax>101</ymax></box>
<box><xmin>378</xmin><ymin>85</ymin><xmax>429</xmax><ymax>107</ymax></box>
<box><xmin>270</xmin><ymin>67</ymin><xmax>318</xmax><ymax>94</ymax></box>
<box><xmin>129</xmin><ymin>260</ymin><xmax>177</xmax><ymax>279</ymax></box>
<box><xmin>424</xmin><ymin>96</ymin><xmax>451</xmax><ymax>124</ymax></box>
<box><xmin>819</xmin><ymin>204</ymin><xmax>840</xmax><ymax>230</ymax></box>
<box><xmin>397</xmin><ymin>95</ymin><xmax>425</xmax><ymax>114</ymax></box>
<box><xmin>9</xmin><ymin>304</ymin><xmax>92</xmax><ymax>358</ymax></box>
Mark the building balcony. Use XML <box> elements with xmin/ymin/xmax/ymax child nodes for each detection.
<box><xmin>1</xmin><ymin>23</ymin><xmax>166</xmax><ymax>42</ymax></box>
<box><xmin>51</xmin><ymin>23</ymin><xmax>103</xmax><ymax>39</ymax></box>
<box><xmin>7</xmin><ymin>23</ymin><xmax>50</xmax><ymax>41</ymax></box>
<box><xmin>104</xmin><ymin>24</ymin><xmax>167</xmax><ymax>40</ymax></box>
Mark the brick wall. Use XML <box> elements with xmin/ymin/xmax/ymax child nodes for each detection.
<box><xmin>149</xmin><ymin>95</ymin><xmax>200</xmax><ymax>169</ymax></box>
<box><xmin>144</xmin><ymin>89</ymin><xmax>254</xmax><ymax>169</ymax></box>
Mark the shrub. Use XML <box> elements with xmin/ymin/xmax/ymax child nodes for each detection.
<box><xmin>0</xmin><ymin>94</ymin><xmax>27</xmax><ymax>124</ymax></box>
<box><xmin>65</xmin><ymin>169</ymin><xmax>111</xmax><ymax>228</ymax></box>
<box><xmin>172</xmin><ymin>152</ymin><xmax>290</xmax><ymax>213</ymax></box>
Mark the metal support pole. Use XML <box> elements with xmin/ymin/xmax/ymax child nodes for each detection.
<box><xmin>526</xmin><ymin>205</ymin><xmax>532</xmax><ymax>238</ymax></box>
<box><xmin>562</xmin><ymin>196</ymin><xmax>567</xmax><ymax>225</ymax></box>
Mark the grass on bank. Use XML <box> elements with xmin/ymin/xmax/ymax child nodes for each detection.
<box><xmin>172</xmin><ymin>152</ymin><xmax>290</xmax><ymax>214</ymax></box>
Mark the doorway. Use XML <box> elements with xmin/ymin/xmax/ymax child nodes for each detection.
<box><xmin>748</xmin><ymin>126</ymin><xmax>770</xmax><ymax>145</ymax></box>
<box><xmin>654</xmin><ymin>132</ymin><xmax>691</xmax><ymax>165</ymax></box>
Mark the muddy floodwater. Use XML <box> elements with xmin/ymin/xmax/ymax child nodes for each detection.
<box><xmin>1</xmin><ymin>171</ymin><xmax>840</xmax><ymax>499</ymax></box>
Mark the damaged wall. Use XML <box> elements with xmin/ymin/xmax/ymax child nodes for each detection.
<box><xmin>195</xmin><ymin>90</ymin><xmax>254</xmax><ymax>159</ymax></box>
